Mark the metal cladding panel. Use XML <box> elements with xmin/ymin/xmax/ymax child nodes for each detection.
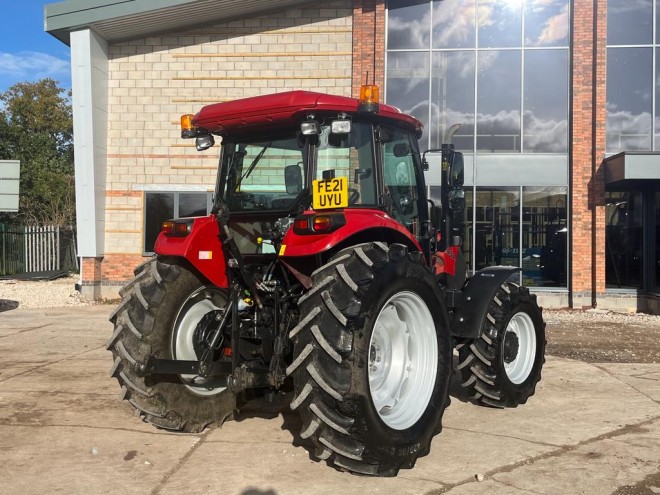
<box><xmin>46</xmin><ymin>0</ymin><xmax>314</xmax><ymax>44</ymax></box>
<box><xmin>475</xmin><ymin>154</ymin><xmax>569</xmax><ymax>186</ymax></box>
<box><xmin>193</xmin><ymin>91</ymin><xmax>422</xmax><ymax>136</ymax></box>
<box><xmin>604</xmin><ymin>152</ymin><xmax>660</xmax><ymax>183</ymax></box>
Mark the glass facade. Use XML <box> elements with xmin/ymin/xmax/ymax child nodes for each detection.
<box><xmin>387</xmin><ymin>0</ymin><xmax>570</xmax><ymax>287</ymax></box>
<box><xmin>386</xmin><ymin>0</ymin><xmax>570</xmax><ymax>153</ymax></box>
<box><xmin>605</xmin><ymin>191</ymin><xmax>644</xmax><ymax>289</ymax></box>
<box><xmin>606</xmin><ymin>0</ymin><xmax>660</xmax><ymax>294</ymax></box>
<box><xmin>606</xmin><ymin>0</ymin><xmax>659</xmax><ymax>151</ymax></box>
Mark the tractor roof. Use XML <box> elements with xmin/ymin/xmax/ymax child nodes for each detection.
<box><xmin>192</xmin><ymin>91</ymin><xmax>423</xmax><ymax>137</ymax></box>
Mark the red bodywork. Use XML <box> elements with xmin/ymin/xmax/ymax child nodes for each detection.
<box><xmin>192</xmin><ymin>91</ymin><xmax>423</xmax><ymax>137</ymax></box>
<box><xmin>154</xmin><ymin>216</ymin><xmax>228</xmax><ymax>288</ymax></box>
<box><xmin>153</xmin><ymin>208</ymin><xmax>424</xmax><ymax>286</ymax></box>
<box><xmin>280</xmin><ymin>209</ymin><xmax>422</xmax><ymax>256</ymax></box>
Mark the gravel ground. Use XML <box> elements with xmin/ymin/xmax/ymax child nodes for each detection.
<box><xmin>1</xmin><ymin>277</ymin><xmax>659</xmax><ymax>363</ymax></box>
<box><xmin>0</xmin><ymin>276</ymin><xmax>95</xmax><ymax>311</ymax></box>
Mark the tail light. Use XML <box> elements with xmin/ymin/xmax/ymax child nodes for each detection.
<box><xmin>162</xmin><ymin>219</ymin><xmax>193</xmax><ymax>237</ymax></box>
<box><xmin>293</xmin><ymin>213</ymin><xmax>346</xmax><ymax>235</ymax></box>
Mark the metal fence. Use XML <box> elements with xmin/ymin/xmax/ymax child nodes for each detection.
<box><xmin>0</xmin><ymin>225</ymin><xmax>77</xmax><ymax>276</ymax></box>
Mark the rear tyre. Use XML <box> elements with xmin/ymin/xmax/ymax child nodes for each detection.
<box><xmin>457</xmin><ymin>283</ymin><xmax>545</xmax><ymax>408</ymax></box>
<box><xmin>107</xmin><ymin>258</ymin><xmax>236</xmax><ymax>432</ymax></box>
<box><xmin>287</xmin><ymin>242</ymin><xmax>452</xmax><ymax>476</ymax></box>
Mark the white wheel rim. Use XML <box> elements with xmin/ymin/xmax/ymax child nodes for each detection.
<box><xmin>368</xmin><ymin>291</ymin><xmax>437</xmax><ymax>431</ymax></box>
<box><xmin>172</xmin><ymin>288</ymin><xmax>228</xmax><ymax>396</ymax></box>
<box><xmin>503</xmin><ymin>312</ymin><xmax>537</xmax><ymax>385</ymax></box>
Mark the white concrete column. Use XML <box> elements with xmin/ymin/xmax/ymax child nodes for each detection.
<box><xmin>70</xmin><ymin>29</ymin><xmax>108</xmax><ymax>257</ymax></box>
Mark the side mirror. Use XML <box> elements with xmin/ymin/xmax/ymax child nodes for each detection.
<box><xmin>284</xmin><ymin>164</ymin><xmax>302</xmax><ymax>195</ymax></box>
<box><xmin>448</xmin><ymin>151</ymin><xmax>464</xmax><ymax>187</ymax></box>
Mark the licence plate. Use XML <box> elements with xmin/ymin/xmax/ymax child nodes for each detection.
<box><xmin>312</xmin><ymin>177</ymin><xmax>348</xmax><ymax>209</ymax></box>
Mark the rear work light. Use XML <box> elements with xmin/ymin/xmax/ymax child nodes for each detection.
<box><xmin>293</xmin><ymin>213</ymin><xmax>346</xmax><ymax>235</ymax></box>
<box><xmin>162</xmin><ymin>219</ymin><xmax>193</xmax><ymax>237</ymax></box>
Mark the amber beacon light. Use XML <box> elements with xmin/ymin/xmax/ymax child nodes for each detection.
<box><xmin>180</xmin><ymin>114</ymin><xmax>196</xmax><ymax>138</ymax></box>
<box><xmin>359</xmin><ymin>84</ymin><xmax>380</xmax><ymax>113</ymax></box>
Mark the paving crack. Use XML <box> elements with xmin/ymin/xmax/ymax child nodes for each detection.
<box><xmin>594</xmin><ymin>364</ymin><xmax>660</xmax><ymax>405</ymax></box>
<box><xmin>425</xmin><ymin>415</ymin><xmax>660</xmax><ymax>495</ymax></box>
<box><xmin>151</xmin><ymin>429</ymin><xmax>210</xmax><ymax>495</ymax></box>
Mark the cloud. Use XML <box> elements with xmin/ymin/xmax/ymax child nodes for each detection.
<box><xmin>606</xmin><ymin>109</ymin><xmax>652</xmax><ymax>151</ymax></box>
<box><xmin>535</xmin><ymin>4</ymin><xmax>569</xmax><ymax>45</ymax></box>
<box><xmin>0</xmin><ymin>51</ymin><xmax>69</xmax><ymax>80</ymax></box>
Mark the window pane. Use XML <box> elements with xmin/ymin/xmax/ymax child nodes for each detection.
<box><xmin>387</xmin><ymin>0</ymin><xmax>430</xmax><ymax>49</ymax></box>
<box><xmin>431</xmin><ymin>51</ymin><xmax>475</xmax><ymax>151</ymax></box>
<box><xmin>179</xmin><ymin>193</ymin><xmax>208</xmax><ymax>218</ymax></box>
<box><xmin>524</xmin><ymin>0</ymin><xmax>569</xmax><ymax>47</ymax></box>
<box><xmin>607</xmin><ymin>0</ymin><xmax>652</xmax><ymax>45</ymax></box>
<box><xmin>478</xmin><ymin>0</ymin><xmax>522</xmax><ymax>48</ymax></box>
<box><xmin>317</xmin><ymin>123</ymin><xmax>377</xmax><ymax>207</ymax></box>
<box><xmin>432</xmin><ymin>0</ymin><xmax>476</xmax><ymax>49</ymax></box>
<box><xmin>222</xmin><ymin>135</ymin><xmax>305</xmax><ymax>212</ymax></box>
<box><xmin>381</xmin><ymin>128</ymin><xmax>422</xmax><ymax>237</ymax></box>
<box><xmin>606</xmin><ymin>48</ymin><xmax>653</xmax><ymax>153</ymax></box>
<box><xmin>606</xmin><ymin>191</ymin><xmax>644</xmax><ymax>289</ymax></box>
<box><xmin>477</xmin><ymin>50</ymin><xmax>521</xmax><ymax>152</ymax></box>
<box><xmin>522</xmin><ymin>187</ymin><xmax>567</xmax><ymax>287</ymax></box>
<box><xmin>523</xmin><ymin>49</ymin><xmax>569</xmax><ymax>152</ymax></box>
<box><xmin>386</xmin><ymin>51</ymin><xmax>431</xmax><ymax>148</ymax></box>
<box><xmin>144</xmin><ymin>192</ymin><xmax>174</xmax><ymax>253</ymax></box>
<box><xmin>475</xmin><ymin>187</ymin><xmax>520</xmax><ymax>272</ymax></box>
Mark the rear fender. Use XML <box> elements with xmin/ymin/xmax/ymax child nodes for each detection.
<box><xmin>154</xmin><ymin>215</ymin><xmax>228</xmax><ymax>288</ymax></box>
<box><xmin>451</xmin><ymin>266</ymin><xmax>520</xmax><ymax>339</ymax></box>
<box><xmin>280</xmin><ymin>208</ymin><xmax>422</xmax><ymax>257</ymax></box>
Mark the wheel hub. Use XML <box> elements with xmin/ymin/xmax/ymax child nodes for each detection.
<box><xmin>502</xmin><ymin>311</ymin><xmax>537</xmax><ymax>385</ymax></box>
<box><xmin>192</xmin><ymin>310</ymin><xmax>224</xmax><ymax>358</ymax></box>
<box><xmin>368</xmin><ymin>291</ymin><xmax>437</xmax><ymax>431</ymax></box>
<box><xmin>173</xmin><ymin>288</ymin><xmax>228</xmax><ymax>396</ymax></box>
<box><xmin>503</xmin><ymin>331</ymin><xmax>520</xmax><ymax>363</ymax></box>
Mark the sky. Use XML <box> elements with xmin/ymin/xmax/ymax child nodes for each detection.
<box><xmin>0</xmin><ymin>1</ymin><xmax>71</xmax><ymax>94</ymax></box>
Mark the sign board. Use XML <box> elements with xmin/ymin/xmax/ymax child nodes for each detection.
<box><xmin>0</xmin><ymin>160</ymin><xmax>20</xmax><ymax>212</ymax></box>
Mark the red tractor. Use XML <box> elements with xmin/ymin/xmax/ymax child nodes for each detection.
<box><xmin>109</xmin><ymin>86</ymin><xmax>545</xmax><ymax>476</ymax></box>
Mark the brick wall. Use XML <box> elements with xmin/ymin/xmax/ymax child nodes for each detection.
<box><xmin>570</xmin><ymin>0</ymin><xmax>607</xmax><ymax>308</ymax></box>
<box><xmin>85</xmin><ymin>1</ymin><xmax>353</xmax><ymax>295</ymax></box>
<box><xmin>351</xmin><ymin>0</ymin><xmax>385</xmax><ymax>97</ymax></box>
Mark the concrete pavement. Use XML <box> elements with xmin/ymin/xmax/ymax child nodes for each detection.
<box><xmin>0</xmin><ymin>306</ymin><xmax>658</xmax><ymax>494</ymax></box>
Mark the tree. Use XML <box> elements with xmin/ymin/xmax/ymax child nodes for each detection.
<box><xmin>0</xmin><ymin>79</ymin><xmax>74</xmax><ymax>226</ymax></box>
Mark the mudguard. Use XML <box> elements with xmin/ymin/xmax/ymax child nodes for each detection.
<box><xmin>280</xmin><ymin>208</ymin><xmax>422</xmax><ymax>257</ymax></box>
<box><xmin>450</xmin><ymin>266</ymin><xmax>521</xmax><ymax>339</ymax></box>
<box><xmin>154</xmin><ymin>215</ymin><xmax>229</xmax><ymax>288</ymax></box>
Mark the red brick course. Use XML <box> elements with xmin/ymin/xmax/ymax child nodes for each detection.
<box><xmin>351</xmin><ymin>0</ymin><xmax>385</xmax><ymax>97</ymax></box>
<box><xmin>570</xmin><ymin>0</ymin><xmax>607</xmax><ymax>307</ymax></box>
<box><xmin>82</xmin><ymin>254</ymin><xmax>145</xmax><ymax>285</ymax></box>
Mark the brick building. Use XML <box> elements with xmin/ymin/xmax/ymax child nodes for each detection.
<box><xmin>45</xmin><ymin>0</ymin><xmax>660</xmax><ymax>313</ymax></box>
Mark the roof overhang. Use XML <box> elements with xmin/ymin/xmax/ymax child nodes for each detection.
<box><xmin>45</xmin><ymin>0</ymin><xmax>315</xmax><ymax>45</ymax></box>
<box><xmin>603</xmin><ymin>152</ymin><xmax>660</xmax><ymax>186</ymax></box>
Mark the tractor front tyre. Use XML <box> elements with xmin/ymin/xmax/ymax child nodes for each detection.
<box><xmin>287</xmin><ymin>242</ymin><xmax>452</xmax><ymax>476</ymax></box>
<box><xmin>107</xmin><ymin>258</ymin><xmax>236</xmax><ymax>432</ymax></box>
<box><xmin>457</xmin><ymin>283</ymin><xmax>546</xmax><ymax>408</ymax></box>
